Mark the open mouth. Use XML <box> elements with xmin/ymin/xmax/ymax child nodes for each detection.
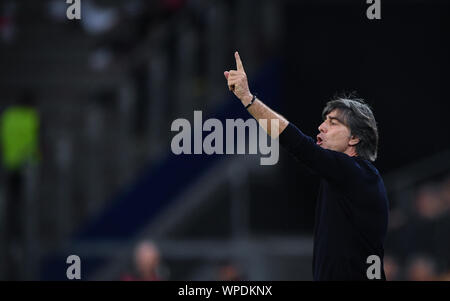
<box><xmin>316</xmin><ymin>135</ymin><xmax>323</xmax><ymax>145</ymax></box>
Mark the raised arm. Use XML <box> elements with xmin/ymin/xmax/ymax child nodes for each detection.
<box><xmin>223</xmin><ymin>52</ymin><xmax>364</xmax><ymax>187</ymax></box>
<box><xmin>224</xmin><ymin>51</ymin><xmax>289</xmax><ymax>138</ymax></box>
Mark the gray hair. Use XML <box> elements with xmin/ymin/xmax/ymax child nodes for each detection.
<box><xmin>322</xmin><ymin>96</ymin><xmax>379</xmax><ymax>162</ymax></box>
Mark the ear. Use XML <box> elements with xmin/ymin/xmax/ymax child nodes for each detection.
<box><xmin>349</xmin><ymin>135</ymin><xmax>360</xmax><ymax>147</ymax></box>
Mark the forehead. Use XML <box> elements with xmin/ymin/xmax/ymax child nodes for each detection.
<box><xmin>325</xmin><ymin>109</ymin><xmax>340</xmax><ymax>118</ymax></box>
<box><xmin>323</xmin><ymin>108</ymin><xmax>350</xmax><ymax>127</ymax></box>
<box><xmin>324</xmin><ymin>109</ymin><xmax>344</xmax><ymax>121</ymax></box>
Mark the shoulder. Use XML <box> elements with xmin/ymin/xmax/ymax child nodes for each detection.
<box><xmin>351</xmin><ymin>157</ymin><xmax>386</xmax><ymax>187</ymax></box>
<box><xmin>356</xmin><ymin>157</ymin><xmax>380</xmax><ymax>174</ymax></box>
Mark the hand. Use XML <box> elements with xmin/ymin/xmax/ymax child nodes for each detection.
<box><xmin>224</xmin><ymin>51</ymin><xmax>253</xmax><ymax>106</ymax></box>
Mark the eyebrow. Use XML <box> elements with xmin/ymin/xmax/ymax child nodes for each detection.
<box><xmin>327</xmin><ymin>116</ymin><xmax>343</xmax><ymax>124</ymax></box>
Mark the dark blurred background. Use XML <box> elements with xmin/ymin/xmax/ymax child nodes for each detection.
<box><xmin>0</xmin><ymin>0</ymin><xmax>449</xmax><ymax>281</ymax></box>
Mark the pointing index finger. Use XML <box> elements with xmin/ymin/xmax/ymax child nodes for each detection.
<box><xmin>235</xmin><ymin>51</ymin><xmax>245</xmax><ymax>71</ymax></box>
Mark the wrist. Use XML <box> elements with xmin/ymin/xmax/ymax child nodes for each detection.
<box><xmin>241</xmin><ymin>93</ymin><xmax>253</xmax><ymax>106</ymax></box>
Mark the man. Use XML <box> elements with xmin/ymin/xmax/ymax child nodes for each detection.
<box><xmin>121</xmin><ymin>240</ymin><xmax>164</xmax><ymax>281</ymax></box>
<box><xmin>224</xmin><ymin>52</ymin><xmax>389</xmax><ymax>280</ymax></box>
<box><xmin>0</xmin><ymin>93</ymin><xmax>41</xmax><ymax>280</ymax></box>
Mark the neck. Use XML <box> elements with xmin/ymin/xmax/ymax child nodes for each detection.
<box><xmin>344</xmin><ymin>147</ymin><xmax>358</xmax><ymax>158</ymax></box>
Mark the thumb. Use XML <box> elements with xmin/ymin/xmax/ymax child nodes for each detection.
<box><xmin>224</xmin><ymin>71</ymin><xmax>229</xmax><ymax>80</ymax></box>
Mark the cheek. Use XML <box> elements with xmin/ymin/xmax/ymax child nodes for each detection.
<box><xmin>340</xmin><ymin>134</ymin><xmax>351</xmax><ymax>146</ymax></box>
<box><xmin>330</xmin><ymin>131</ymin><xmax>349</xmax><ymax>146</ymax></box>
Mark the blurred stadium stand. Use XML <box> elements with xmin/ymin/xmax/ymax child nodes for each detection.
<box><xmin>1</xmin><ymin>0</ymin><xmax>298</xmax><ymax>281</ymax></box>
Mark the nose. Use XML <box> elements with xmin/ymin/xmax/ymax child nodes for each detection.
<box><xmin>318</xmin><ymin>121</ymin><xmax>326</xmax><ymax>133</ymax></box>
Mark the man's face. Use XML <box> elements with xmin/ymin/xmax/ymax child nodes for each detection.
<box><xmin>135</xmin><ymin>243</ymin><xmax>160</xmax><ymax>274</ymax></box>
<box><xmin>317</xmin><ymin>109</ymin><xmax>356</xmax><ymax>153</ymax></box>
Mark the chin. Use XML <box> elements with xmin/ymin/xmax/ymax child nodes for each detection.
<box><xmin>321</xmin><ymin>144</ymin><xmax>336</xmax><ymax>151</ymax></box>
